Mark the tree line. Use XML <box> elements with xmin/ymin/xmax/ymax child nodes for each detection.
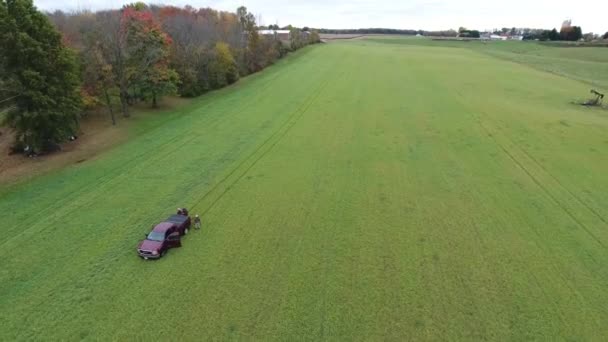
<box><xmin>491</xmin><ymin>27</ymin><xmax>608</xmax><ymax>42</ymax></box>
<box><xmin>315</xmin><ymin>28</ymin><xmax>460</xmax><ymax>37</ymax></box>
<box><xmin>521</xmin><ymin>26</ymin><xmax>584</xmax><ymax>41</ymax></box>
<box><xmin>317</xmin><ymin>28</ymin><xmax>420</xmax><ymax>35</ymax></box>
<box><xmin>0</xmin><ymin>0</ymin><xmax>321</xmax><ymax>155</ymax></box>
<box><xmin>317</xmin><ymin>26</ymin><xmax>608</xmax><ymax>41</ymax></box>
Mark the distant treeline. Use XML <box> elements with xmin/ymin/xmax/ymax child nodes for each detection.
<box><xmin>507</xmin><ymin>26</ymin><xmax>608</xmax><ymax>42</ymax></box>
<box><xmin>317</xmin><ymin>28</ymin><xmax>420</xmax><ymax>35</ymax></box>
<box><xmin>0</xmin><ymin>1</ymin><xmax>321</xmax><ymax>154</ymax></box>
<box><xmin>317</xmin><ymin>27</ymin><xmax>608</xmax><ymax>41</ymax></box>
<box><xmin>522</xmin><ymin>27</ymin><xmax>584</xmax><ymax>41</ymax></box>
<box><xmin>316</xmin><ymin>28</ymin><xmax>462</xmax><ymax>37</ymax></box>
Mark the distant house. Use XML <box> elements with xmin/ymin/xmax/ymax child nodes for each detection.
<box><xmin>258</xmin><ymin>30</ymin><xmax>291</xmax><ymax>42</ymax></box>
<box><xmin>490</xmin><ymin>34</ymin><xmax>507</xmax><ymax>41</ymax></box>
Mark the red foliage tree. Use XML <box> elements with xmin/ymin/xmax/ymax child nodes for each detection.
<box><xmin>122</xmin><ymin>6</ymin><xmax>178</xmax><ymax>107</ymax></box>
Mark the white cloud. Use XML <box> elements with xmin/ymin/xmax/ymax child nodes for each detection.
<box><xmin>34</xmin><ymin>0</ymin><xmax>608</xmax><ymax>33</ymax></box>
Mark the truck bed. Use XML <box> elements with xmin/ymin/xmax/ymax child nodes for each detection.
<box><xmin>166</xmin><ymin>215</ymin><xmax>189</xmax><ymax>225</ymax></box>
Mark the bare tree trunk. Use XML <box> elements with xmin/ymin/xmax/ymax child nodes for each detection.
<box><xmin>152</xmin><ymin>92</ymin><xmax>157</xmax><ymax>108</ymax></box>
<box><xmin>119</xmin><ymin>89</ymin><xmax>130</xmax><ymax>118</ymax></box>
<box><xmin>103</xmin><ymin>88</ymin><xmax>116</xmax><ymax>125</ymax></box>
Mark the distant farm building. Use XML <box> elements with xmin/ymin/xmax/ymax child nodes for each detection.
<box><xmin>480</xmin><ymin>30</ymin><xmax>524</xmax><ymax>41</ymax></box>
<box><xmin>258</xmin><ymin>30</ymin><xmax>291</xmax><ymax>42</ymax></box>
<box><xmin>483</xmin><ymin>34</ymin><xmax>522</xmax><ymax>41</ymax></box>
<box><xmin>490</xmin><ymin>34</ymin><xmax>507</xmax><ymax>41</ymax></box>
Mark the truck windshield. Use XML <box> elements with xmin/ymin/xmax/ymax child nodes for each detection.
<box><xmin>147</xmin><ymin>231</ymin><xmax>165</xmax><ymax>242</ymax></box>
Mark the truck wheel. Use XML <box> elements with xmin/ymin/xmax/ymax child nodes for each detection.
<box><xmin>161</xmin><ymin>250</ymin><xmax>167</xmax><ymax>258</ymax></box>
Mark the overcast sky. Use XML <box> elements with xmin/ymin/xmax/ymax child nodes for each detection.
<box><xmin>34</xmin><ymin>0</ymin><xmax>608</xmax><ymax>34</ymax></box>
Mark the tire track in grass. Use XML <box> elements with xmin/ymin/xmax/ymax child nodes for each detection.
<box><xmin>474</xmin><ymin>115</ymin><xmax>607</xmax><ymax>250</ymax></box>
<box><xmin>0</xmin><ymin>92</ymin><xmax>223</xmax><ymax>216</ymax></box>
<box><xmin>449</xmin><ymin>89</ymin><xmax>606</xmax><ymax>326</ymax></box>
<box><xmin>443</xmin><ymin>166</ymin><xmax>508</xmax><ymax>337</ymax></box>
<box><xmin>3</xmin><ymin>54</ymin><xmax>299</xmax><ymax>213</ymax></box>
<box><xmin>0</xmin><ymin>133</ymin><xmax>202</xmax><ymax>248</ymax></box>
<box><xmin>475</xmin><ymin>114</ymin><xmax>607</xmax><ymax>331</ymax></box>
<box><xmin>0</xmin><ymin>110</ymin><xmax>215</xmax><ymax>238</ymax></box>
<box><xmin>468</xmin><ymin>176</ymin><xmax>582</xmax><ymax>334</ymax></box>
<box><xmin>83</xmin><ymin>51</ymin><xmax>309</xmax><ymax>191</ymax></box>
<box><xmin>474</xmin><ymin>112</ymin><xmax>605</xmax><ymax>329</ymax></box>
<box><xmin>189</xmin><ymin>71</ymin><xmax>339</xmax><ymax>216</ymax></box>
<box><xmin>0</xmin><ymin>50</ymin><xmax>329</xmax><ymax>312</ymax></box>
<box><xmin>516</xmin><ymin>143</ymin><xmax>608</xmax><ymax>225</ymax></box>
<box><xmin>4</xmin><ymin>46</ymin><xmax>317</xmax><ymax>248</ymax></box>
<box><xmin>471</xmin><ymin>103</ymin><xmax>608</xmax><ymax>226</ymax></box>
<box><xmin>173</xmin><ymin>66</ymin><xmax>338</xmax><ymax>336</ymax></box>
<box><xmin>0</xmin><ymin>58</ymin><xmax>318</xmax><ymax>324</ymax></box>
<box><xmin>0</xmin><ymin>61</ymin><xmax>303</xmax><ymax>247</ymax></box>
<box><xmin>54</xmin><ymin>51</ymin><xmax>328</xmax><ymax>272</ymax></box>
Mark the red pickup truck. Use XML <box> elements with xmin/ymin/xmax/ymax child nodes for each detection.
<box><xmin>137</xmin><ymin>209</ymin><xmax>192</xmax><ymax>260</ymax></box>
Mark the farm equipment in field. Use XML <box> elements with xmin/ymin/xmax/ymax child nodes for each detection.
<box><xmin>582</xmin><ymin>89</ymin><xmax>604</xmax><ymax>106</ymax></box>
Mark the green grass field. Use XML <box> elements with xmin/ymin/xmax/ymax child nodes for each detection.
<box><xmin>366</xmin><ymin>36</ymin><xmax>608</xmax><ymax>90</ymax></box>
<box><xmin>2</xmin><ymin>38</ymin><xmax>608</xmax><ymax>340</ymax></box>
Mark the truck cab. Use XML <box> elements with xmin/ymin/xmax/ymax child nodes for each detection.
<box><xmin>137</xmin><ymin>222</ymin><xmax>181</xmax><ymax>259</ymax></box>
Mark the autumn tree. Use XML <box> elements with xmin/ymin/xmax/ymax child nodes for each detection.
<box><xmin>309</xmin><ymin>30</ymin><xmax>321</xmax><ymax>44</ymax></box>
<box><xmin>81</xmin><ymin>36</ymin><xmax>117</xmax><ymax>124</ymax></box>
<box><xmin>0</xmin><ymin>0</ymin><xmax>81</xmax><ymax>153</ymax></box>
<box><xmin>123</xmin><ymin>6</ymin><xmax>178</xmax><ymax>107</ymax></box>
<box><xmin>159</xmin><ymin>6</ymin><xmax>241</xmax><ymax>96</ymax></box>
<box><xmin>15</xmin><ymin>3</ymin><xmax>293</xmax><ymax>126</ymax></box>
<box><xmin>560</xmin><ymin>26</ymin><xmax>583</xmax><ymax>41</ymax></box>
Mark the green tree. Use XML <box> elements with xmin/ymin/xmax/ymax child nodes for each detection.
<box><xmin>572</xmin><ymin>26</ymin><xmax>583</xmax><ymax>41</ymax></box>
<box><xmin>137</xmin><ymin>60</ymin><xmax>179</xmax><ymax>108</ymax></box>
<box><xmin>309</xmin><ymin>30</ymin><xmax>321</xmax><ymax>44</ymax></box>
<box><xmin>209</xmin><ymin>42</ymin><xmax>239</xmax><ymax>88</ymax></box>
<box><xmin>604</xmin><ymin>32</ymin><xmax>608</xmax><ymax>40</ymax></box>
<box><xmin>0</xmin><ymin>0</ymin><xmax>81</xmax><ymax>153</ymax></box>
<box><xmin>457</xmin><ymin>27</ymin><xmax>480</xmax><ymax>38</ymax></box>
<box><xmin>290</xmin><ymin>27</ymin><xmax>305</xmax><ymax>50</ymax></box>
<box><xmin>549</xmin><ymin>28</ymin><xmax>560</xmax><ymax>41</ymax></box>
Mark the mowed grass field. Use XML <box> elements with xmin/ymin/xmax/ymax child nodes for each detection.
<box><xmin>2</xmin><ymin>38</ymin><xmax>608</xmax><ymax>340</ymax></box>
<box><xmin>367</xmin><ymin>36</ymin><xmax>608</xmax><ymax>90</ymax></box>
